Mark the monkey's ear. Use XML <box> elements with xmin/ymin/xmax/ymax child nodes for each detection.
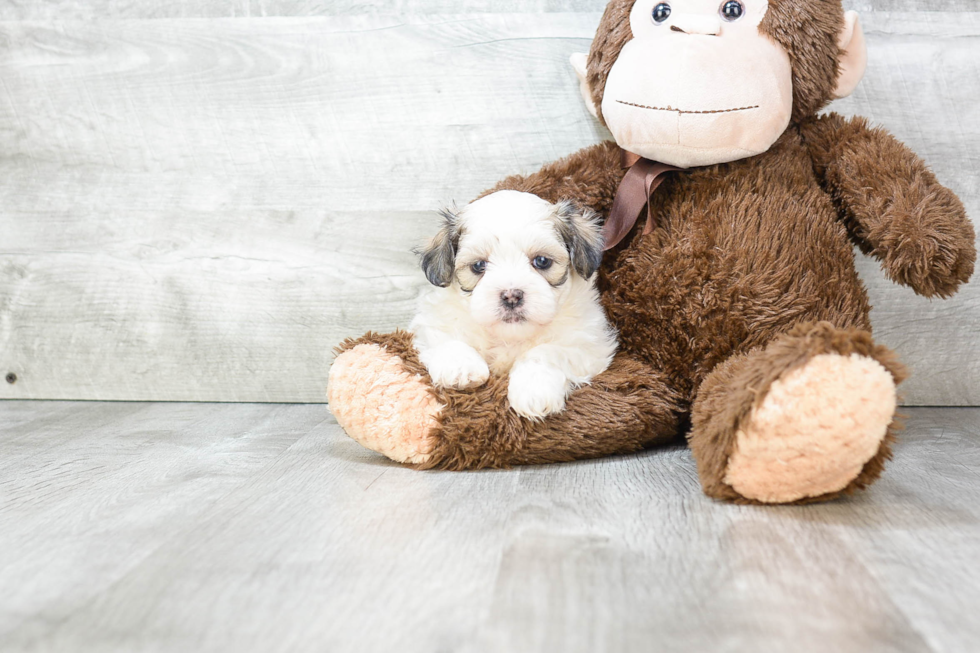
<box><xmin>833</xmin><ymin>11</ymin><xmax>868</xmax><ymax>99</ymax></box>
<box><xmin>556</xmin><ymin>200</ymin><xmax>604</xmax><ymax>280</ymax></box>
<box><xmin>570</xmin><ymin>53</ymin><xmax>599</xmax><ymax>119</ymax></box>
<box><xmin>416</xmin><ymin>208</ymin><xmax>460</xmax><ymax>288</ymax></box>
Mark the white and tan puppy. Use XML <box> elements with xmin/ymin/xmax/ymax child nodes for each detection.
<box><xmin>410</xmin><ymin>190</ymin><xmax>618</xmax><ymax>420</ymax></box>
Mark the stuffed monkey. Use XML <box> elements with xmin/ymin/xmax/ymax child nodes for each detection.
<box><xmin>327</xmin><ymin>0</ymin><xmax>975</xmax><ymax>504</ymax></box>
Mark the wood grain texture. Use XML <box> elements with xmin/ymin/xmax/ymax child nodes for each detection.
<box><xmin>0</xmin><ymin>9</ymin><xmax>977</xmax><ymax>403</ymax></box>
<box><xmin>0</xmin><ymin>1</ymin><xmax>606</xmax><ymax>20</ymax></box>
<box><xmin>1</xmin><ymin>401</ymin><xmax>978</xmax><ymax>652</ymax></box>
<box><xmin>0</xmin><ymin>1</ymin><xmax>975</xmax><ymax>20</ymax></box>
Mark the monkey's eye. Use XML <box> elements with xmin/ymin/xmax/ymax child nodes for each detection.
<box><xmin>532</xmin><ymin>256</ymin><xmax>553</xmax><ymax>271</ymax></box>
<box><xmin>651</xmin><ymin>2</ymin><xmax>671</xmax><ymax>24</ymax></box>
<box><xmin>470</xmin><ymin>261</ymin><xmax>487</xmax><ymax>275</ymax></box>
<box><xmin>720</xmin><ymin>0</ymin><xmax>744</xmax><ymax>21</ymax></box>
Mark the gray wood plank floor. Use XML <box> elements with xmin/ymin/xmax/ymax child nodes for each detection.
<box><xmin>1</xmin><ymin>402</ymin><xmax>978</xmax><ymax>652</ymax></box>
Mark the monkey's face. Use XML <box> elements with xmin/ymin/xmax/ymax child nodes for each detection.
<box><xmin>601</xmin><ymin>0</ymin><xmax>793</xmax><ymax>168</ymax></box>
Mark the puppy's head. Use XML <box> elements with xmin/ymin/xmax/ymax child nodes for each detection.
<box><xmin>418</xmin><ymin>191</ymin><xmax>604</xmax><ymax>335</ymax></box>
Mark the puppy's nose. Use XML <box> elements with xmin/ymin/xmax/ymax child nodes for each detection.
<box><xmin>500</xmin><ymin>289</ymin><xmax>525</xmax><ymax>310</ymax></box>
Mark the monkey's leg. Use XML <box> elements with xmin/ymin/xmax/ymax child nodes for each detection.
<box><xmin>689</xmin><ymin>322</ymin><xmax>907</xmax><ymax>505</ymax></box>
<box><xmin>327</xmin><ymin>331</ymin><xmax>682</xmax><ymax>469</ymax></box>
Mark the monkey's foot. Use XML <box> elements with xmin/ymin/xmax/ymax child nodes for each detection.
<box><xmin>327</xmin><ymin>343</ymin><xmax>442</xmax><ymax>465</ymax></box>
<box><xmin>724</xmin><ymin>353</ymin><xmax>897</xmax><ymax>504</ymax></box>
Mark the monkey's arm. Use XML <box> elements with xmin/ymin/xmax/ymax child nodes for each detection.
<box><xmin>801</xmin><ymin>113</ymin><xmax>975</xmax><ymax>298</ymax></box>
<box><xmin>482</xmin><ymin>140</ymin><xmax>625</xmax><ymax>216</ymax></box>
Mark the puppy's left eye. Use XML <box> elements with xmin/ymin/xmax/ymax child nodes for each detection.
<box><xmin>532</xmin><ymin>256</ymin><xmax>553</xmax><ymax>271</ymax></box>
<box><xmin>470</xmin><ymin>261</ymin><xmax>487</xmax><ymax>275</ymax></box>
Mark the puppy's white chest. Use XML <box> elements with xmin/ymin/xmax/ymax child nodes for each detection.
<box><xmin>482</xmin><ymin>341</ymin><xmax>529</xmax><ymax>376</ymax></box>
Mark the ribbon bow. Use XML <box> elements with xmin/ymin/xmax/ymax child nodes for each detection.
<box><xmin>602</xmin><ymin>151</ymin><xmax>680</xmax><ymax>251</ymax></box>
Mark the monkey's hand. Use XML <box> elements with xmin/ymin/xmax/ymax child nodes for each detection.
<box><xmin>803</xmin><ymin>113</ymin><xmax>976</xmax><ymax>298</ymax></box>
<box><xmin>862</xmin><ymin>181</ymin><xmax>975</xmax><ymax>298</ymax></box>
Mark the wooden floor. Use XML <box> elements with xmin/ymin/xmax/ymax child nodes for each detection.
<box><xmin>1</xmin><ymin>402</ymin><xmax>978</xmax><ymax>652</ymax></box>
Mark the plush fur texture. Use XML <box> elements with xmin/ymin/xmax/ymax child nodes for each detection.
<box><xmin>334</xmin><ymin>330</ymin><xmax>681</xmax><ymax>470</ymax></box>
<box><xmin>801</xmin><ymin>114</ymin><xmax>975</xmax><ymax>298</ymax></box>
<box><xmin>327</xmin><ymin>342</ymin><xmax>442</xmax><ymax>464</ymax></box>
<box><xmin>725</xmin><ymin>352</ymin><xmax>897</xmax><ymax>503</ymax></box>
<box><xmin>689</xmin><ymin>322</ymin><xmax>908</xmax><ymax>505</ymax></box>
<box><xmin>329</xmin><ymin>0</ymin><xmax>975</xmax><ymax>503</ymax></box>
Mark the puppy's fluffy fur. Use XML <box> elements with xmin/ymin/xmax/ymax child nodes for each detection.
<box><xmin>410</xmin><ymin>190</ymin><xmax>618</xmax><ymax>419</ymax></box>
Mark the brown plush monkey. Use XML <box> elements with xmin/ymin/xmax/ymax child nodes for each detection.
<box><xmin>327</xmin><ymin>0</ymin><xmax>975</xmax><ymax>504</ymax></box>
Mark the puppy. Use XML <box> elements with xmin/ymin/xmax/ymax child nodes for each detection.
<box><xmin>410</xmin><ymin>190</ymin><xmax>618</xmax><ymax>420</ymax></box>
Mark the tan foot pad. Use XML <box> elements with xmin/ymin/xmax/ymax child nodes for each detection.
<box><xmin>327</xmin><ymin>344</ymin><xmax>442</xmax><ymax>464</ymax></box>
<box><xmin>725</xmin><ymin>353</ymin><xmax>897</xmax><ymax>503</ymax></box>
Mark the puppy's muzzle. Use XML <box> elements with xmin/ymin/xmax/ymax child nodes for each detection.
<box><xmin>499</xmin><ymin>289</ymin><xmax>528</xmax><ymax>323</ymax></box>
<box><xmin>500</xmin><ymin>289</ymin><xmax>525</xmax><ymax>310</ymax></box>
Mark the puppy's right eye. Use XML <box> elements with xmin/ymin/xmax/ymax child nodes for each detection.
<box><xmin>532</xmin><ymin>256</ymin><xmax>553</xmax><ymax>271</ymax></box>
<box><xmin>470</xmin><ymin>261</ymin><xmax>487</xmax><ymax>275</ymax></box>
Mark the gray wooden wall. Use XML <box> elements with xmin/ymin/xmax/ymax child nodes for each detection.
<box><xmin>0</xmin><ymin>2</ymin><xmax>977</xmax><ymax>404</ymax></box>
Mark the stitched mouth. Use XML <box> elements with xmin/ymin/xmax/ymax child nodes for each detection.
<box><xmin>616</xmin><ymin>100</ymin><xmax>760</xmax><ymax>115</ymax></box>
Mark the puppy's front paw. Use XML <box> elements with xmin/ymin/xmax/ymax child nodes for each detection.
<box><xmin>419</xmin><ymin>341</ymin><xmax>490</xmax><ymax>389</ymax></box>
<box><xmin>508</xmin><ymin>360</ymin><xmax>569</xmax><ymax>420</ymax></box>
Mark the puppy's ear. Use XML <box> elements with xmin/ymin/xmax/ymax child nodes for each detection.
<box><xmin>555</xmin><ymin>200</ymin><xmax>604</xmax><ymax>279</ymax></box>
<box><xmin>416</xmin><ymin>207</ymin><xmax>461</xmax><ymax>288</ymax></box>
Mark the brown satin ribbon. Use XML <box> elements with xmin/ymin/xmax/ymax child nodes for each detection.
<box><xmin>602</xmin><ymin>150</ymin><xmax>680</xmax><ymax>251</ymax></box>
